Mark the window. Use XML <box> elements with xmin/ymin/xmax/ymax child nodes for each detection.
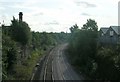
<box><xmin>101</xmin><ymin>33</ymin><xmax>104</xmax><ymax>36</ymax></box>
<box><xmin>110</xmin><ymin>31</ymin><xmax>113</xmax><ymax>36</ymax></box>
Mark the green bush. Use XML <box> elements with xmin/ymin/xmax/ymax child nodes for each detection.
<box><xmin>2</xmin><ymin>34</ymin><xmax>18</xmax><ymax>79</ymax></box>
<box><xmin>13</xmin><ymin>50</ymin><xmax>42</xmax><ymax>80</ymax></box>
<box><xmin>95</xmin><ymin>48</ymin><xmax>120</xmax><ymax>80</ymax></box>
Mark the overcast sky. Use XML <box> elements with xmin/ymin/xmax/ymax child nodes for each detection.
<box><xmin>0</xmin><ymin>0</ymin><xmax>119</xmax><ymax>32</ymax></box>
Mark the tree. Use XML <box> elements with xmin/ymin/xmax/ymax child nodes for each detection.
<box><xmin>69</xmin><ymin>24</ymin><xmax>79</xmax><ymax>33</ymax></box>
<box><xmin>67</xmin><ymin>19</ymin><xmax>98</xmax><ymax>78</ymax></box>
<box><xmin>82</xmin><ymin>19</ymin><xmax>98</xmax><ymax>31</ymax></box>
<box><xmin>2</xmin><ymin>34</ymin><xmax>18</xmax><ymax>79</ymax></box>
<box><xmin>10</xmin><ymin>17</ymin><xmax>32</xmax><ymax>59</ymax></box>
<box><xmin>10</xmin><ymin>17</ymin><xmax>31</xmax><ymax>45</ymax></box>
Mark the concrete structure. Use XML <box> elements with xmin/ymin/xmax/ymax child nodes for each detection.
<box><xmin>118</xmin><ymin>1</ymin><xmax>120</xmax><ymax>26</ymax></box>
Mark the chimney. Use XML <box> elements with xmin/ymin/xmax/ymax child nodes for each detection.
<box><xmin>19</xmin><ymin>12</ymin><xmax>23</xmax><ymax>21</ymax></box>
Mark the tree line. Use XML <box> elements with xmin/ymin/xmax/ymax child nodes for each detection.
<box><xmin>67</xmin><ymin>19</ymin><xmax>120</xmax><ymax>80</ymax></box>
<box><xmin>2</xmin><ymin>16</ymin><xmax>120</xmax><ymax>80</ymax></box>
<box><xmin>2</xmin><ymin>17</ymin><xmax>69</xmax><ymax>80</ymax></box>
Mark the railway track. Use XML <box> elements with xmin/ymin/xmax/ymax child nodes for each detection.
<box><xmin>31</xmin><ymin>44</ymin><xmax>82</xmax><ymax>81</ymax></box>
<box><xmin>31</xmin><ymin>44</ymin><xmax>83</xmax><ymax>81</ymax></box>
<box><xmin>43</xmin><ymin>49</ymin><xmax>54</xmax><ymax>82</ymax></box>
<box><xmin>30</xmin><ymin>48</ymin><xmax>54</xmax><ymax>81</ymax></box>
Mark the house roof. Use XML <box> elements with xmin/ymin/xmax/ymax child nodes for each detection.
<box><xmin>110</xmin><ymin>26</ymin><xmax>120</xmax><ymax>35</ymax></box>
<box><xmin>100</xmin><ymin>27</ymin><xmax>109</xmax><ymax>34</ymax></box>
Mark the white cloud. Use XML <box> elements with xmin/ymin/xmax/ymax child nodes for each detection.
<box><xmin>0</xmin><ymin>0</ymin><xmax>119</xmax><ymax>32</ymax></box>
<box><xmin>74</xmin><ymin>1</ymin><xmax>97</xmax><ymax>8</ymax></box>
<box><xmin>81</xmin><ymin>13</ymin><xmax>90</xmax><ymax>16</ymax></box>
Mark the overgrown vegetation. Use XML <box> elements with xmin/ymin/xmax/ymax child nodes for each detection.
<box><xmin>2</xmin><ymin>14</ymin><xmax>120</xmax><ymax>80</ymax></box>
<box><xmin>67</xmin><ymin>19</ymin><xmax>120</xmax><ymax>80</ymax></box>
<box><xmin>2</xmin><ymin>17</ymin><xmax>68</xmax><ymax>80</ymax></box>
<box><xmin>12</xmin><ymin>50</ymin><xmax>42</xmax><ymax>80</ymax></box>
<box><xmin>95</xmin><ymin>47</ymin><xmax>120</xmax><ymax>80</ymax></box>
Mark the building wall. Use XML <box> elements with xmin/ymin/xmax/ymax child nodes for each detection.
<box><xmin>106</xmin><ymin>27</ymin><xmax>118</xmax><ymax>45</ymax></box>
<box><xmin>99</xmin><ymin>30</ymin><xmax>108</xmax><ymax>45</ymax></box>
<box><xmin>99</xmin><ymin>27</ymin><xmax>119</xmax><ymax>46</ymax></box>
